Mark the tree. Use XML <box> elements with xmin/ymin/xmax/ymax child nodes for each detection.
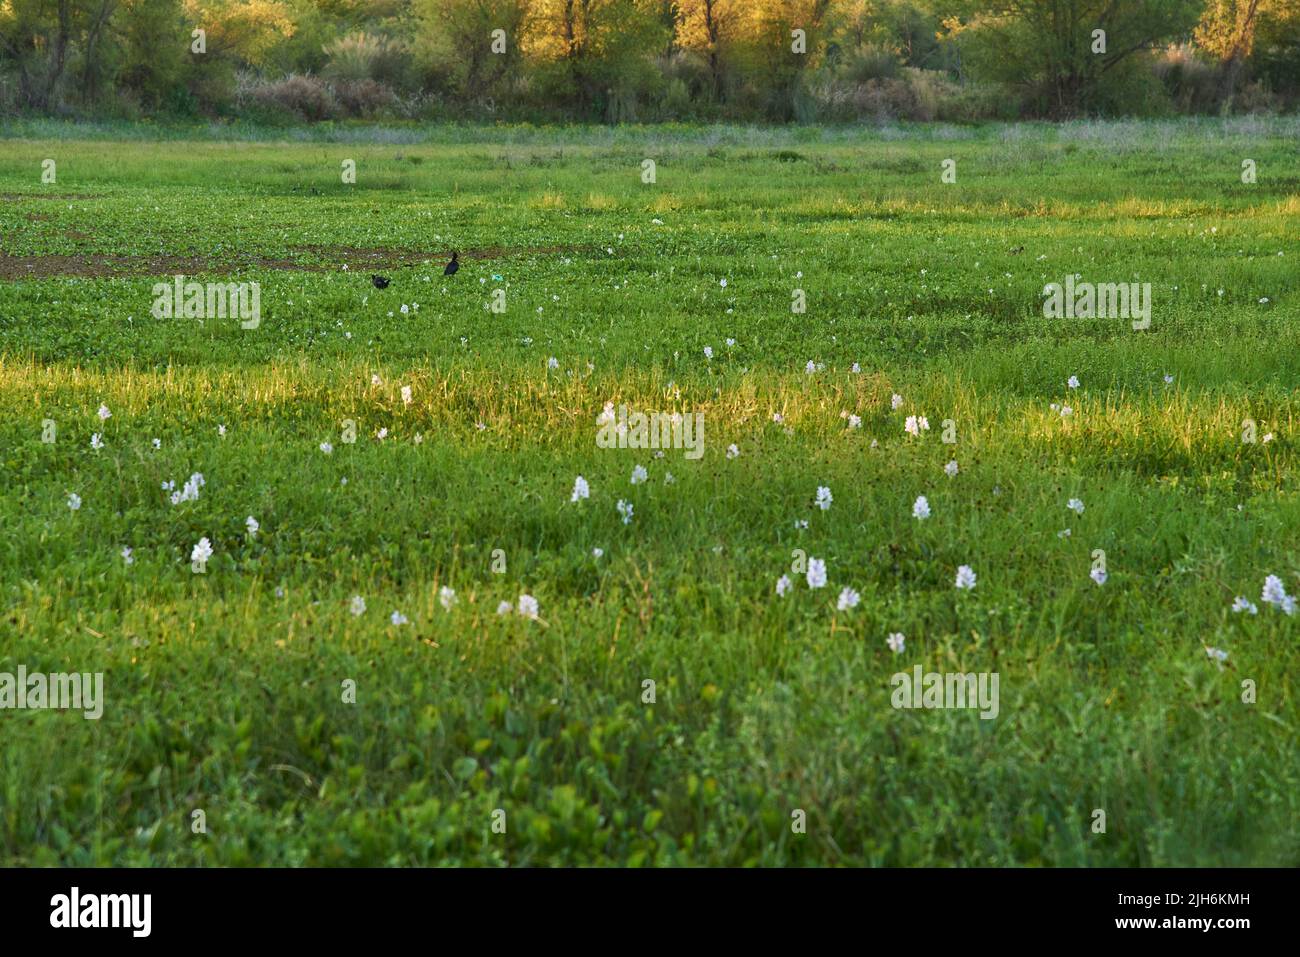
<box><xmin>941</xmin><ymin>0</ymin><xmax>1202</xmax><ymax>117</ymax></box>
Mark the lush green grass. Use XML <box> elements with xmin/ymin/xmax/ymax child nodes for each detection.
<box><xmin>0</xmin><ymin>118</ymin><xmax>1297</xmax><ymax>866</ymax></box>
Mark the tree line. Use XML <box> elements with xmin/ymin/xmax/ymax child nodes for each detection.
<box><xmin>2</xmin><ymin>1</ymin><xmax>1297</xmax><ymax>122</ymax></box>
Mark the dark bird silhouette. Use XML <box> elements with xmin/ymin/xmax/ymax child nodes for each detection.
<box><xmin>443</xmin><ymin>251</ymin><xmax>459</xmax><ymax>276</ymax></box>
<box><xmin>1009</xmin><ymin>246</ymin><xmax>1024</xmax><ymax>255</ymax></box>
<box><xmin>371</xmin><ymin>274</ymin><xmax>390</xmax><ymax>289</ymax></box>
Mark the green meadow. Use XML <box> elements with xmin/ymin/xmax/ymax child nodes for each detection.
<box><xmin>0</xmin><ymin>118</ymin><xmax>1297</xmax><ymax>866</ymax></box>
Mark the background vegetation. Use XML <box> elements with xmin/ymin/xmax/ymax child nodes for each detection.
<box><xmin>1</xmin><ymin>0</ymin><xmax>1299</xmax><ymax>123</ymax></box>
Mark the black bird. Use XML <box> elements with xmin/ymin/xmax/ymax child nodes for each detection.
<box><xmin>443</xmin><ymin>251</ymin><xmax>459</xmax><ymax>276</ymax></box>
<box><xmin>371</xmin><ymin>274</ymin><xmax>390</xmax><ymax>289</ymax></box>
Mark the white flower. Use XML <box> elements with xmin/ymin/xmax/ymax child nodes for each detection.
<box><xmin>1090</xmin><ymin>567</ymin><xmax>1107</xmax><ymax>586</ymax></box>
<box><xmin>726</xmin><ymin>444</ymin><xmax>739</xmax><ymax>459</ymax></box>
<box><xmin>955</xmin><ymin>565</ymin><xmax>977</xmax><ymax>590</ymax></box>
<box><xmin>904</xmin><ymin>415</ymin><xmax>929</xmax><ymax>435</ymax></box>
<box><xmin>703</xmin><ymin>346</ymin><xmax>713</xmax><ymax>360</ymax></box>
<box><xmin>848</xmin><ymin>414</ymin><xmax>862</xmax><ymax>429</ymax></box>
<box><xmin>772</xmin><ymin>412</ymin><xmax>783</xmax><ymax>423</ymax></box>
<box><xmin>719</xmin><ymin>278</ymin><xmax>727</xmax><ymax>288</ymax></box>
<box><xmin>1066</xmin><ymin>498</ymin><xmax>1084</xmax><ymax>515</ymax></box>
<box><xmin>1205</xmin><ymin>646</ymin><xmax>1229</xmax><ymax>662</ymax></box>
<box><xmin>1261</xmin><ymin>574</ymin><xmax>1288</xmax><ymax>608</ymax></box>
<box><xmin>837</xmin><ymin>587</ymin><xmax>860</xmax><ymax>611</ymax></box>
<box><xmin>152</xmin><ymin>438</ymin><xmax>161</xmax><ymax>449</ymax></box>
<box><xmin>547</xmin><ymin>356</ymin><xmax>559</xmax><ymax>370</ymax></box>
<box><xmin>886</xmin><ymin>633</ymin><xmax>905</xmax><ymax>654</ymax></box>
<box><xmin>246</xmin><ymin>515</ymin><xmax>259</xmax><ymax>537</ymax></box>
<box><xmin>1067</xmin><ymin>376</ymin><xmax>1079</xmax><ymax>389</ymax></box>
<box><xmin>1231</xmin><ymin>597</ymin><xmax>1258</xmax><ymax>614</ymax></box>
<box><xmin>97</xmin><ymin>404</ymin><xmax>111</xmax><ymax>421</ymax></box>
<box><xmin>401</xmin><ymin>386</ymin><xmax>412</xmax><ymax>406</ymax></box>
<box><xmin>191</xmin><ymin>537</ymin><xmax>213</xmax><ymax>565</ymax></box>
<box><xmin>1163</xmin><ymin>374</ymin><xmax>1174</xmax><ymax>384</ymax></box>
<box><xmin>630</xmin><ymin>465</ymin><xmax>648</xmax><ymax>485</ymax></box>
<box><xmin>497</xmin><ymin>601</ymin><xmax>513</xmax><ymax>615</ymax></box>
<box><xmin>218</xmin><ymin>424</ymin><xmax>227</xmax><ymax>437</ymax></box>
<box><xmin>439</xmin><ymin>586</ymin><xmax>458</xmax><ymax>610</ymax></box>
<box><xmin>67</xmin><ymin>493</ymin><xmax>81</xmax><ymax>510</ymax></box>
<box><xmin>371</xmin><ymin>374</ymin><xmax>382</xmax><ymax>386</ymax></box>
<box><xmin>121</xmin><ymin>546</ymin><xmax>134</xmax><ymax>564</ymax></box>
<box><xmin>1263</xmin><ymin>432</ymin><xmax>1274</xmax><ymax>443</ymax></box>
<box><xmin>617</xmin><ymin>499</ymin><xmax>634</xmax><ymax>524</ymax></box>
<box><xmin>1058</xmin><ymin>528</ymin><xmax>1071</xmax><ymax>538</ymax></box>
<box><xmin>390</xmin><ymin>610</ymin><xmax>408</xmax><ymax>625</ymax></box>
<box><xmin>725</xmin><ymin>338</ymin><xmax>735</xmax><ymax>347</ymax></box>
<box><xmin>944</xmin><ymin>460</ymin><xmax>958</xmax><ymax>478</ymax></box>
<box><xmin>806</xmin><ymin>558</ymin><xmax>827</xmax><ymax>589</ymax></box>
<box><xmin>891</xmin><ymin>394</ymin><xmax>903</xmax><ymax>410</ymax></box>
<box><xmin>376</xmin><ymin>427</ymin><xmax>388</xmax><ymax>440</ymax></box>
<box><xmin>592</xmin><ymin>547</ymin><xmax>604</xmax><ymax>558</ymax></box>
<box><xmin>794</xmin><ymin>518</ymin><xmax>808</xmax><ymax>530</ymax></box>
<box><xmin>776</xmin><ymin>575</ymin><xmax>792</xmax><ymax>596</ymax></box>
<box><xmin>815</xmin><ymin>486</ymin><xmax>832</xmax><ymax>511</ymax></box>
<box><xmin>517</xmin><ymin>594</ymin><xmax>539</xmax><ymax>619</ymax></box>
<box><xmin>571</xmin><ymin>475</ymin><xmax>590</xmax><ymax>502</ymax></box>
<box><xmin>912</xmin><ymin>495</ymin><xmax>931</xmax><ymax>520</ymax></box>
<box><xmin>805</xmin><ymin>360</ymin><xmax>816</xmax><ymax>374</ymax></box>
<box><xmin>320</xmin><ymin>441</ymin><xmax>333</xmax><ymax>454</ymax></box>
<box><xmin>90</xmin><ymin>433</ymin><xmax>103</xmax><ymax>450</ymax></box>
<box><xmin>1060</xmin><ymin>405</ymin><xmax>1073</xmax><ymax>418</ymax></box>
<box><xmin>350</xmin><ymin>595</ymin><xmax>366</xmax><ymax>616</ymax></box>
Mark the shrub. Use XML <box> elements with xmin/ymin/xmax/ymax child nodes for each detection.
<box><xmin>332</xmin><ymin>79</ymin><xmax>399</xmax><ymax>118</ymax></box>
<box><xmin>246</xmin><ymin>74</ymin><xmax>338</xmax><ymax>122</ymax></box>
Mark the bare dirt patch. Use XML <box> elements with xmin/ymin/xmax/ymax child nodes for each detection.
<box><xmin>1</xmin><ymin>193</ymin><xmax>106</xmax><ymax>202</ymax></box>
<box><xmin>0</xmin><ymin>244</ymin><xmax>588</xmax><ymax>280</ymax></box>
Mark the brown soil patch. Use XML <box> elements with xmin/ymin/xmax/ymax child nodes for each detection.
<box><xmin>1</xmin><ymin>193</ymin><xmax>105</xmax><ymax>201</ymax></box>
<box><xmin>0</xmin><ymin>244</ymin><xmax>588</xmax><ymax>280</ymax></box>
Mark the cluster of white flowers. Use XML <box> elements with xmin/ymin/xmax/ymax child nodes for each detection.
<box><xmin>806</xmin><ymin>558</ymin><xmax>827</xmax><ymax>589</ymax></box>
<box><xmin>617</xmin><ymin>500</ymin><xmax>634</xmax><ymax>524</ymax></box>
<box><xmin>164</xmin><ymin>472</ymin><xmax>205</xmax><ymax>506</ymax></box>
<box><xmin>191</xmin><ymin>537</ymin><xmax>213</xmax><ymax>565</ymax></box>
<box><xmin>815</xmin><ymin>486</ymin><xmax>832</xmax><ymax>511</ymax></box>
<box><xmin>1261</xmin><ymin>574</ymin><xmax>1296</xmax><ymax>615</ymax></box>
<box><xmin>912</xmin><ymin>495</ymin><xmax>931</xmax><ymax>520</ymax></box>
<box><xmin>904</xmin><ymin>415</ymin><xmax>930</xmax><ymax>436</ymax></box>
<box><xmin>955</xmin><ymin>565</ymin><xmax>977</xmax><ymax>590</ymax></box>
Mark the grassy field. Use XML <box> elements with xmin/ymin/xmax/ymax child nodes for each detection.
<box><xmin>0</xmin><ymin>118</ymin><xmax>1297</xmax><ymax>866</ymax></box>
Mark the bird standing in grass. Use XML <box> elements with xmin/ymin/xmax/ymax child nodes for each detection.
<box><xmin>443</xmin><ymin>251</ymin><xmax>459</xmax><ymax>276</ymax></box>
<box><xmin>371</xmin><ymin>274</ymin><xmax>390</xmax><ymax>289</ymax></box>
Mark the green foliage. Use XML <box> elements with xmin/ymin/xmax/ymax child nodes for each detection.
<box><xmin>0</xmin><ymin>119</ymin><xmax>1297</xmax><ymax>864</ymax></box>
